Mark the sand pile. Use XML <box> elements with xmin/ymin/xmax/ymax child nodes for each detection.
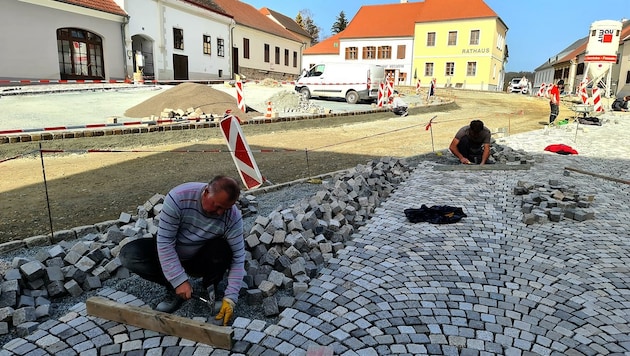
<box><xmin>124</xmin><ymin>83</ymin><xmax>260</xmax><ymax>120</ymax></box>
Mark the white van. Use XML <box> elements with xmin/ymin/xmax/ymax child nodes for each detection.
<box><xmin>294</xmin><ymin>62</ymin><xmax>385</xmax><ymax>104</ymax></box>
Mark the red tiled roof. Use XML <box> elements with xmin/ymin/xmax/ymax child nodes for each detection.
<box><xmin>417</xmin><ymin>0</ymin><xmax>498</xmax><ymax>23</ymax></box>
<box><xmin>304</xmin><ymin>33</ymin><xmax>342</xmax><ymax>55</ymax></box>
<box><xmin>339</xmin><ymin>0</ymin><xmax>498</xmax><ymax>39</ymax></box>
<box><xmin>307</xmin><ymin>0</ymin><xmax>500</xmax><ymax>54</ymax></box>
<box><xmin>260</xmin><ymin>7</ymin><xmax>310</xmax><ymax>38</ymax></box>
<box><xmin>183</xmin><ymin>0</ymin><xmax>232</xmax><ymax>17</ymax></box>
<box><xmin>339</xmin><ymin>2</ymin><xmax>424</xmax><ymax>38</ymax></box>
<box><xmin>557</xmin><ymin>41</ymin><xmax>587</xmax><ymax>63</ymax></box>
<box><xmin>212</xmin><ymin>0</ymin><xmax>300</xmax><ymax>42</ymax></box>
<box><xmin>54</xmin><ymin>0</ymin><xmax>127</xmax><ymax>16</ymax></box>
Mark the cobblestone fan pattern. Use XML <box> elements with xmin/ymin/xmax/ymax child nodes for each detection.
<box><xmin>2</xmin><ymin>114</ymin><xmax>630</xmax><ymax>355</ymax></box>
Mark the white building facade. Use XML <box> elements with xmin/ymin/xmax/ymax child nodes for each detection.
<box><xmin>0</xmin><ymin>0</ymin><xmax>127</xmax><ymax>81</ymax></box>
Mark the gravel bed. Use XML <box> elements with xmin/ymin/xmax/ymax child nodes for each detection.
<box><xmin>0</xmin><ymin>182</ymin><xmax>323</xmax><ymax>345</ymax></box>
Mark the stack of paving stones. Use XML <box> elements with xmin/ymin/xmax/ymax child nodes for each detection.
<box><xmin>489</xmin><ymin>142</ymin><xmax>535</xmax><ymax>165</ymax></box>
<box><xmin>514</xmin><ymin>179</ymin><xmax>596</xmax><ymax>224</ymax></box>
<box><xmin>242</xmin><ymin>158</ymin><xmax>412</xmax><ymax>317</ymax></box>
<box><xmin>0</xmin><ymin>157</ymin><xmax>411</xmax><ymax>341</ymax></box>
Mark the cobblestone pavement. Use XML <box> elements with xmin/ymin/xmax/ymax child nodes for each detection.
<box><xmin>2</xmin><ymin>113</ymin><xmax>630</xmax><ymax>355</ymax></box>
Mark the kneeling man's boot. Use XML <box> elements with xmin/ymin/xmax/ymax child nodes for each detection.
<box><xmin>156</xmin><ymin>290</ymin><xmax>184</xmax><ymax>313</ymax></box>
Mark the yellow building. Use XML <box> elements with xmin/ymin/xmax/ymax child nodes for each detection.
<box><xmin>412</xmin><ymin>0</ymin><xmax>508</xmax><ymax>91</ymax></box>
<box><xmin>304</xmin><ymin>0</ymin><xmax>508</xmax><ymax>91</ymax></box>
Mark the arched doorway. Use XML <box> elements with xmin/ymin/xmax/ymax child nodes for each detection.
<box><xmin>57</xmin><ymin>28</ymin><xmax>105</xmax><ymax>80</ymax></box>
<box><xmin>131</xmin><ymin>35</ymin><xmax>155</xmax><ymax>80</ymax></box>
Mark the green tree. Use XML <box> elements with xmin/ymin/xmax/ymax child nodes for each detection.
<box><xmin>331</xmin><ymin>11</ymin><xmax>348</xmax><ymax>34</ymax></box>
<box><xmin>297</xmin><ymin>9</ymin><xmax>320</xmax><ymax>45</ymax></box>
<box><xmin>295</xmin><ymin>12</ymin><xmax>304</xmax><ymax>29</ymax></box>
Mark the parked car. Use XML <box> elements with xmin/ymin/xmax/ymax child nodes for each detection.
<box><xmin>508</xmin><ymin>77</ymin><xmax>529</xmax><ymax>94</ymax></box>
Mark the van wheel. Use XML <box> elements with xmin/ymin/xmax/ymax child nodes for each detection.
<box><xmin>300</xmin><ymin>87</ymin><xmax>311</xmax><ymax>99</ymax></box>
<box><xmin>345</xmin><ymin>90</ymin><xmax>359</xmax><ymax>104</ymax></box>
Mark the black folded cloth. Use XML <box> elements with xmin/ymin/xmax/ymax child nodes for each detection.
<box><xmin>404</xmin><ymin>205</ymin><xmax>467</xmax><ymax>224</ymax></box>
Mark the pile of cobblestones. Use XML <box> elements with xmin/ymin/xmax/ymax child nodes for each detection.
<box><xmin>514</xmin><ymin>179</ymin><xmax>596</xmax><ymax>224</ymax></box>
<box><xmin>0</xmin><ymin>157</ymin><xmax>413</xmax><ymax>338</ymax></box>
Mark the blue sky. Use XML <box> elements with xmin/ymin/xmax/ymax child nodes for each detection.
<box><xmin>244</xmin><ymin>0</ymin><xmax>629</xmax><ymax>72</ymax></box>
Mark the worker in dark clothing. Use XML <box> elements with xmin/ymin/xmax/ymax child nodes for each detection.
<box><xmin>449</xmin><ymin>120</ymin><xmax>492</xmax><ymax>165</ymax></box>
<box><xmin>612</xmin><ymin>95</ymin><xmax>630</xmax><ymax>112</ymax></box>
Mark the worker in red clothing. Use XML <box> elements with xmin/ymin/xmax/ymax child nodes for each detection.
<box><xmin>549</xmin><ymin>79</ymin><xmax>564</xmax><ymax>124</ymax></box>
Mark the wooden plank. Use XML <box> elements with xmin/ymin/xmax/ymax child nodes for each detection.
<box><xmin>86</xmin><ymin>296</ymin><xmax>232</xmax><ymax>349</ymax></box>
<box><xmin>564</xmin><ymin>166</ymin><xmax>630</xmax><ymax>185</ymax></box>
<box><xmin>433</xmin><ymin>163</ymin><xmax>531</xmax><ymax>171</ymax></box>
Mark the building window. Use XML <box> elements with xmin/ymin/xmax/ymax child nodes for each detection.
<box><xmin>275</xmin><ymin>46</ymin><xmax>280</xmax><ymax>64</ymax></box>
<box><xmin>217</xmin><ymin>38</ymin><xmax>224</xmax><ymax>57</ymax></box>
<box><xmin>345</xmin><ymin>47</ymin><xmax>358</xmax><ymax>60</ymax></box>
<box><xmin>362</xmin><ymin>46</ymin><xmax>376</xmax><ymax>59</ymax></box>
<box><xmin>424</xmin><ymin>62</ymin><xmax>434</xmax><ymax>77</ymax></box>
<box><xmin>397</xmin><ymin>45</ymin><xmax>406</xmax><ymax>59</ymax></box>
<box><xmin>448</xmin><ymin>31</ymin><xmax>457</xmax><ymax>46</ymax></box>
<box><xmin>427</xmin><ymin>32</ymin><xmax>436</xmax><ymax>46</ymax></box>
<box><xmin>470</xmin><ymin>30</ymin><xmax>480</xmax><ymax>45</ymax></box>
<box><xmin>243</xmin><ymin>38</ymin><xmax>250</xmax><ymax>59</ymax></box>
<box><xmin>57</xmin><ymin>28</ymin><xmax>104</xmax><ymax>79</ymax></box>
<box><xmin>284</xmin><ymin>49</ymin><xmax>289</xmax><ymax>66</ymax></box>
<box><xmin>445</xmin><ymin>62</ymin><xmax>455</xmax><ymax>76</ymax></box>
<box><xmin>496</xmin><ymin>34</ymin><xmax>504</xmax><ymax>50</ymax></box>
<box><xmin>264</xmin><ymin>44</ymin><xmax>270</xmax><ymax>63</ymax></box>
<box><xmin>467</xmin><ymin>62</ymin><xmax>477</xmax><ymax>76</ymax></box>
<box><xmin>203</xmin><ymin>35</ymin><xmax>211</xmax><ymax>55</ymax></box>
<box><xmin>293</xmin><ymin>51</ymin><xmax>297</xmax><ymax>67</ymax></box>
<box><xmin>378</xmin><ymin>46</ymin><xmax>392</xmax><ymax>59</ymax></box>
<box><xmin>173</xmin><ymin>28</ymin><xmax>183</xmax><ymax>50</ymax></box>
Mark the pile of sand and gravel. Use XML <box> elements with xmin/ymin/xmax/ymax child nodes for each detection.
<box><xmin>124</xmin><ymin>82</ymin><xmax>315</xmax><ymax>121</ymax></box>
<box><xmin>124</xmin><ymin>82</ymin><xmax>261</xmax><ymax>120</ymax></box>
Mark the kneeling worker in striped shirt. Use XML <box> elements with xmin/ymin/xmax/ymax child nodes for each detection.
<box><xmin>120</xmin><ymin>175</ymin><xmax>245</xmax><ymax>326</ymax></box>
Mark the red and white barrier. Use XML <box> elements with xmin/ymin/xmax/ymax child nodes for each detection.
<box><xmin>377</xmin><ymin>82</ymin><xmax>385</xmax><ymax>108</ymax></box>
<box><xmin>536</xmin><ymin>83</ymin><xmax>546</xmax><ymax>97</ymax></box>
<box><xmin>578</xmin><ymin>79</ymin><xmax>589</xmax><ymax>104</ymax></box>
<box><xmin>0</xmin><ymin>121</ymin><xmax>149</xmax><ymax>135</ymax></box>
<box><xmin>386</xmin><ymin>80</ymin><xmax>394</xmax><ymax>103</ymax></box>
<box><xmin>236</xmin><ymin>81</ymin><xmax>246</xmax><ymax>112</ymax></box>
<box><xmin>264</xmin><ymin>101</ymin><xmax>273</xmax><ymax>118</ymax></box>
<box><xmin>546</xmin><ymin>83</ymin><xmax>554</xmax><ymax>97</ymax></box>
<box><xmin>592</xmin><ymin>86</ymin><xmax>603</xmax><ymax>112</ymax></box>
<box><xmin>0</xmin><ymin>79</ymin><xmax>135</xmax><ymax>85</ymax></box>
<box><xmin>219</xmin><ymin>112</ymin><xmax>264</xmax><ymax>190</ymax></box>
<box><xmin>416</xmin><ymin>79</ymin><xmax>421</xmax><ymax>94</ymax></box>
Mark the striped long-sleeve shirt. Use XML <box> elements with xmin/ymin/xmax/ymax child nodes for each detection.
<box><xmin>156</xmin><ymin>182</ymin><xmax>245</xmax><ymax>302</ymax></box>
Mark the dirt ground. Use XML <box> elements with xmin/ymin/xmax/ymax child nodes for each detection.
<box><xmin>0</xmin><ymin>88</ymin><xmax>563</xmax><ymax>243</ymax></box>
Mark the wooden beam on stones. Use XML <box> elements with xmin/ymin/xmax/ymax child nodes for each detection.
<box><xmin>564</xmin><ymin>166</ymin><xmax>630</xmax><ymax>185</ymax></box>
<box><xmin>86</xmin><ymin>296</ymin><xmax>232</xmax><ymax>349</ymax></box>
<box><xmin>433</xmin><ymin>163</ymin><xmax>531</xmax><ymax>171</ymax></box>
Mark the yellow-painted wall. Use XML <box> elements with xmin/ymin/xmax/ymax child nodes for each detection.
<box><xmin>413</xmin><ymin>18</ymin><xmax>507</xmax><ymax>91</ymax></box>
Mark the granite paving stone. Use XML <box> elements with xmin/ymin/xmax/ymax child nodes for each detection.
<box><xmin>2</xmin><ymin>113</ymin><xmax>630</xmax><ymax>354</ymax></box>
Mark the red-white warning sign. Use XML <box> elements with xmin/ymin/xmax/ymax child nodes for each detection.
<box><xmin>236</xmin><ymin>81</ymin><xmax>246</xmax><ymax>112</ymax></box>
<box><xmin>220</xmin><ymin>112</ymin><xmax>264</xmax><ymax>189</ymax></box>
